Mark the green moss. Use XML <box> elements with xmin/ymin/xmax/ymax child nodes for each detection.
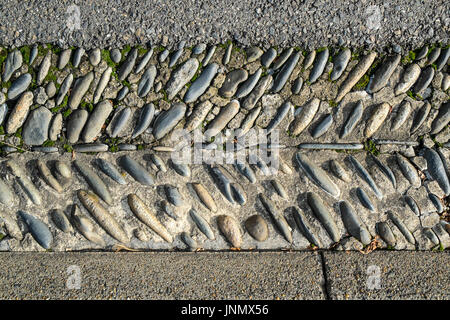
<box><xmin>316</xmin><ymin>47</ymin><xmax>327</xmax><ymax>53</ymax></box>
<box><xmin>101</xmin><ymin>49</ymin><xmax>117</xmax><ymax>68</ymax></box>
<box><xmin>406</xmin><ymin>90</ymin><xmax>416</xmax><ymax>100</ymax></box>
<box><xmin>302</xmin><ymin>50</ymin><xmax>308</xmax><ymax>57</ymax></box>
<box><xmin>0</xmin><ymin>48</ymin><xmax>8</xmax><ymax>67</ymax></box>
<box><xmin>19</xmin><ymin>46</ymin><xmax>31</xmax><ymax>65</ymax></box>
<box><xmin>62</xmin><ymin>108</ymin><xmax>72</xmax><ymax>119</ymax></box>
<box><xmin>0</xmin><ymin>126</ymin><xmax>4</xmax><ymax>135</ymax></box>
<box><xmin>354</xmin><ymin>74</ymin><xmax>369</xmax><ymax>90</ymax></box>
<box><xmin>401</xmin><ymin>50</ymin><xmax>416</xmax><ymax>65</ymax></box>
<box><xmin>80</xmin><ymin>101</ymin><xmax>94</xmax><ymax>112</ymax></box>
<box><xmin>0</xmin><ymin>233</ymin><xmax>5</xmax><ymax>241</ymax></box>
<box><xmin>44</xmin><ymin>66</ymin><xmax>59</xmax><ymax>83</ymax></box>
<box><xmin>137</xmin><ymin>45</ymin><xmax>148</xmax><ymax>56</ymax></box>
<box><xmin>121</xmin><ymin>45</ymin><xmax>132</xmax><ymax>58</ymax></box>
<box><xmin>42</xmin><ymin>140</ymin><xmax>55</xmax><ymax>147</ymax></box>
<box><xmin>328</xmin><ymin>99</ymin><xmax>338</xmax><ymax>108</ymax></box>
<box><xmin>63</xmin><ymin>143</ymin><xmax>73</xmax><ymax>153</ymax></box>
<box><xmin>137</xmin><ymin>144</ymin><xmax>144</xmax><ymax>150</ymax></box>
<box><xmin>364</xmin><ymin>139</ymin><xmax>380</xmax><ymax>156</ymax></box>
<box><xmin>121</xmin><ymin>80</ymin><xmax>131</xmax><ymax>89</ymax></box>
<box><xmin>14</xmin><ymin>127</ymin><xmax>22</xmax><ymax>139</ymax></box>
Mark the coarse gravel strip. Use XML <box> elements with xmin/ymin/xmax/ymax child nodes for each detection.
<box><xmin>0</xmin><ymin>252</ymin><xmax>325</xmax><ymax>300</ymax></box>
<box><xmin>0</xmin><ymin>0</ymin><xmax>448</xmax><ymax>51</ymax></box>
<box><xmin>322</xmin><ymin>251</ymin><xmax>450</xmax><ymax>300</ymax></box>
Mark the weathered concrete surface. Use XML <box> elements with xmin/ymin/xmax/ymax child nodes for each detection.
<box><xmin>323</xmin><ymin>251</ymin><xmax>450</xmax><ymax>300</ymax></box>
<box><xmin>0</xmin><ymin>252</ymin><xmax>325</xmax><ymax>299</ymax></box>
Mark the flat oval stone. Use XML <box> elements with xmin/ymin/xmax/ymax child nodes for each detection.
<box><xmin>22</xmin><ymin>106</ymin><xmax>52</xmax><ymax>145</ymax></box>
<box><xmin>88</xmin><ymin>48</ymin><xmax>101</xmax><ymax>66</ymax></box>
<box><xmin>271</xmin><ymin>51</ymin><xmax>300</xmax><ymax>93</ymax></box>
<box><xmin>6</xmin><ymin>91</ymin><xmax>34</xmax><ymax>134</ymax></box>
<box><xmin>67</xmin><ymin>109</ymin><xmax>89</xmax><ymax>144</ymax></box>
<box><xmin>424</xmin><ymin>148</ymin><xmax>450</xmax><ymax>196</ymax></box>
<box><xmin>189</xmin><ymin>208</ymin><xmax>215</xmax><ymax>240</ymax></box>
<box><xmin>330</xmin><ymin>48</ymin><xmax>351</xmax><ymax>81</ymax></box>
<box><xmin>82</xmin><ymin>100</ymin><xmax>113</xmax><ymax>142</ymax></box>
<box><xmin>135</xmin><ymin>48</ymin><xmax>154</xmax><ymax>74</ymax></box>
<box><xmin>8</xmin><ymin>73</ymin><xmax>31</xmax><ymax>100</ymax></box>
<box><xmin>259</xmin><ymin>194</ymin><xmax>292</xmax><ymax>243</ymax></box>
<box><xmin>166</xmin><ymin>58</ymin><xmax>199</xmax><ymax>100</ymax></box>
<box><xmin>394</xmin><ymin>63</ymin><xmax>421</xmax><ymax>95</ymax></box>
<box><xmin>110</xmin><ymin>107</ymin><xmax>132</xmax><ymax>138</ymax></box>
<box><xmin>0</xmin><ymin>178</ymin><xmax>14</xmax><ymax>206</ymax></box>
<box><xmin>180</xmin><ymin>232</ymin><xmax>198</xmax><ymax>251</ymax></box>
<box><xmin>366</xmin><ymin>54</ymin><xmax>401</xmax><ymax>93</ymax></box>
<box><xmin>74</xmin><ymin>161</ymin><xmax>113</xmax><ymax>205</ymax></box>
<box><xmin>93</xmin><ymin>67</ymin><xmax>112</xmax><ymax>104</ymax></box>
<box><xmin>118</xmin><ymin>48</ymin><xmax>138</xmax><ymax>81</ymax></box>
<box><xmin>184</xmin><ymin>100</ymin><xmax>213</xmax><ymax>132</ymax></box>
<box><xmin>191</xmin><ymin>182</ymin><xmax>217</xmax><ymax>212</ymax></box>
<box><xmin>303</xmin><ymin>50</ymin><xmax>316</xmax><ymax>69</ymax></box>
<box><xmin>430</xmin><ymin>102</ymin><xmax>450</xmax><ymax>135</ymax></box>
<box><xmin>110</xmin><ymin>49</ymin><xmax>122</xmax><ymax>63</ymax></box>
<box><xmin>356</xmin><ymin>187</ymin><xmax>375</xmax><ymax>212</ymax></box>
<box><xmin>116</xmin><ymin>86</ymin><xmax>129</xmax><ymax>101</ymax></box>
<box><xmin>376</xmin><ymin>221</ymin><xmax>396</xmax><ymax>247</ymax></box>
<box><xmin>202</xmin><ymin>45</ymin><xmax>216</xmax><ymax>66</ymax></box>
<box><xmin>217</xmin><ymin>215</ymin><xmax>242</xmax><ymax>248</ymax></box>
<box><xmin>205</xmin><ymin>100</ymin><xmax>240</xmax><ymax>139</ymax></box>
<box><xmin>19</xmin><ymin>211</ymin><xmax>52</xmax><ymax>249</ymax></box>
<box><xmin>369</xmin><ymin>154</ymin><xmax>396</xmax><ymax>189</ymax></box>
<box><xmin>292</xmin><ymin>206</ymin><xmax>321</xmax><ymax>247</ymax></box>
<box><xmin>118</xmin><ymin>144</ymin><xmax>136</xmax><ymax>151</ymax></box>
<box><xmin>245</xmin><ymin>215</ymin><xmax>269</xmax><ymax>242</ymax></box>
<box><xmin>238</xmin><ymin>106</ymin><xmax>261</xmax><ymax>137</ymax></box>
<box><xmin>329</xmin><ymin>159</ymin><xmax>351</xmax><ymax>182</ymax></box>
<box><xmin>152</xmin><ymin>102</ymin><xmax>186</xmax><ymax>140</ymax></box>
<box><xmin>423</xmin><ymin>227</ymin><xmax>439</xmax><ymax>246</ymax></box>
<box><xmin>96</xmin><ymin>158</ymin><xmax>126</xmax><ymax>185</ymax></box>
<box><xmin>132</xmin><ymin>103</ymin><xmax>155</xmax><ymax>139</ymax></box>
<box><xmin>235</xmin><ymin>68</ymin><xmax>262</xmax><ymax>99</ymax></box>
<box><xmin>160</xmin><ymin>200</ymin><xmax>178</xmax><ymax>221</ymax></box>
<box><xmin>2</xmin><ymin>50</ymin><xmax>22</xmax><ymax>82</ymax></box>
<box><xmin>56</xmin><ymin>73</ymin><xmax>74</xmax><ymax>105</ymax></box>
<box><xmin>429</xmin><ymin>193</ymin><xmax>444</xmax><ymax>213</ymax></box>
<box><xmin>415</xmin><ymin>46</ymin><xmax>428</xmax><ymax>60</ymax></box>
<box><xmin>234</xmin><ymin>159</ymin><xmax>257</xmax><ymax>184</ymax></box>
<box><xmin>51</xmin><ymin>209</ymin><xmax>72</xmax><ymax>233</ymax></box>
<box><xmin>340</xmin><ymin>100</ymin><xmax>363</xmax><ymax>139</ymax></box>
<box><xmin>412</xmin><ymin>66</ymin><xmax>434</xmax><ymax>96</ymax></box>
<box><xmin>68</xmin><ymin>71</ymin><xmax>94</xmax><ymax>110</ymax></box>
<box><xmin>165</xmin><ymin>185</ymin><xmax>184</xmax><ymax>207</ymax></box>
<box><xmin>222</xmin><ymin>43</ymin><xmax>232</xmax><ymax>65</ymax></box>
<box><xmin>266</xmin><ymin>101</ymin><xmax>292</xmax><ymax>134</ymax></box>
<box><xmin>37</xmin><ymin>52</ymin><xmax>51</xmax><ymax>85</ymax></box>
<box><xmin>246</xmin><ymin>46</ymin><xmax>264</xmax><ymax>63</ymax></box>
<box><xmin>261</xmin><ymin>48</ymin><xmax>277</xmax><ymax>67</ymax></box>
<box><xmin>137</xmin><ymin>65</ymin><xmax>157</xmax><ymax>98</ymax></box>
<box><xmin>183</xmin><ymin>63</ymin><xmax>219</xmax><ymax>103</ymax></box>
<box><xmin>70</xmin><ymin>204</ymin><xmax>105</xmax><ymax>246</ymax></box>
<box><xmin>396</xmin><ymin>153</ymin><xmax>421</xmax><ymax>188</ymax></box>
<box><xmin>306</xmin><ymin>192</ymin><xmax>340</xmax><ymax>242</ymax></box>
<box><xmin>159</xmin><ymin>49</ymin><xmax>169</xmax><ymax>63</ymax></box>
<box><xmin>241</xmin><ymin>75</ymin><xmax>272</xmax><ymax>110</ymax></box>
<box><xmin>388</xmin><ymin>211</ymin><xmax>415</xmax><ymax>244</ymax></box>
<box><xmin>435</xmin><ymin>47</ymin><xmax>450</xmax><ymax>71</ymax></box>
<box><xmin>29</xmin><ymin>45</ymin><xmax>38</xmax><ymax>65</ymax></box>
<box><xmin>272</xmin><ymin>48</ymin><xmax>294</xmax><ymax>70</ymax></box>
<box><xmin>292</xmin><ymin>77</ymin><xmax>303</xmax><ymax>94</ymax></box>
<box><xmin>289</xmin><ymin>98</ymin><xmax>320</xmax><ymax>136</ymax></box>
<box><xmin>271</xmin><ymin>179</ymin><xmax>288</xmax><ymax>199</ymax></box>
<box><xmin>297</xmin><ymin>143</ymin><xmax>364</xmax><ymax>150</ymax></box>
<box><xmin>58</xmin><ymin>49</ymin><xmax>72</xmax><ymax>69</ymax></box>
<box><xmin>192</xmin><ymin>43</ymin><xmax>206</xmax><ymax>55</ymax></box>
<box><xmin>426</xmin><ymin>47</ymin><xmax>441</xmax><ymax>65</ymax></box>
<box><xmin>339</xmin><ymin>200</ymin><xmax>371</xmax><ymax>245</ymax></box>
<box><xmin>49</xmin><ymin>113</ymin><xmax>63</xmax><ymax>141</ymax></box>
<box><xmin>410</xmin><ymin>101</ymin><xmax>431</xmax><ymax>134</ymax></box>
<box><xmin>391</xmin><ymin>100</ymin><xmax>411</xmax><ymax>131</ymax></box>
<box><xmin>36</xmin><ymin>159</ymin><xmax>63</xmax><ymax>193</ymax></box>
<box><xmin>7</xmin><ymin>160</ymin><xmax>42</xmax><ymax>205</ymax></box>
<box><xmin>170</xmin><ymin>160</ymin><xmax>191</xmax><ymax>177</ymax></box>
<box><xmin>119</xmin><ymin>155</ymin><xmax>155</xmax><ymax>186</ymax></box>
<box><xmin>348</xmin><ymin>155</ymin><xmax>383</xmax><ymax>200</ymax></box>
<box><xmin>230</xmin><ymin>183</ymin><xmax>247</xmax><ymax>205</ymax></box>
<box><xmin>364</xmin><ymin>102</ymin><xmax>390</xmax><ymax>138</ymax></box>
<box><xmin>309</xmin><ymin>48</ymin><xmax>329</xmax><ymax>83</ymax></box>
<box><xmin>311</xmin><ymin>113</ymin><xmax>333</xmax><ymax>138</ymax></box>
<box><xmin>404</xmin><ymin>195</ymin><xmax>420</xmax><ymax>216</ymax></box>
<box><xmin>72</xmin><ymin>48</ymin><xmax>85</xmax><ymax>67</ymax></box>
<box><xmin>219</xmin><ymin>69</ymin><xmax>248</xmax><ymax>98</ymax></box>
<box><xmin>0</xmin><ymin>103</ymin><xmax>8</xmax><ymax>125</ymax></box>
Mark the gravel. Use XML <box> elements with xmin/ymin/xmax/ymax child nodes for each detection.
<box><xmin>0</xmin><ymin>0</ymin><xmax>448</xmax><ymax>51</ymax></box>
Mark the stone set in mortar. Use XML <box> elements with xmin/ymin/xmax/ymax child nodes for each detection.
<box><xmin>0</xmin><ymin>43</ymin><xmax>448</xmax><ymax>251</ymax></box>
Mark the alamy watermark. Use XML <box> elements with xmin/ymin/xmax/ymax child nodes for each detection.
<box><xmin>66</xmin><ymin>265</ymin><xmax>81</xmax><ymax>290</ymax></box>
<box><xmin>66</xmin><ymin>4</ymin><xmax>81</xmax><ymax>32</ymax></box>
<box><xmin>366</xmin><ymin>265</ymin><xmax>381</xmax><ymax>290</ymax></box>
<box><xmin>365</xmin><ymin>5</ymin><xmax>382</xmax><ymax>31</ymax></box>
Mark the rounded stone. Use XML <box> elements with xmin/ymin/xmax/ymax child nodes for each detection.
<box><xmin>110</xmin><ymin>49</ymin><xmax>122</xmax><ymax>63</ymax></box>
<box><xmin>22</xmin><ymin>106</ymin><xmax>52</xmax><ymax>145</ymax></box>
<box><xmin>245</xmin><ymin>215</ymin><xmax>269</xmax><ymax>241</ymax></box>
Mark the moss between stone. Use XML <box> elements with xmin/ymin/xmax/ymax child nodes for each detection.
<box><xmin>364</xmin><ymin>139</ymin><xmax>380</xmax><ymax>156</ymax></box>
<box><xmin>401</xmin><ymin>50</ymin><xmax>416</xmax><ymax>65</ymax></box>
<box><xmin>42</xmin><ymin>140</ymin><xmax>55</xmax><ymax>147</ymax></box>
<box><xmin>19</xmin><ymin>46</ymin><xmax>31</xmax><ymax>64</ymax></box>
<box><xmin>101</xmin><ymin>49</ymin><xmax>117</xmax><ymax>68</ymax></box>
<box><xmin>354</xmin><ymin>74</ymin><xmax>369</xmax><ymax>90</ymax></box>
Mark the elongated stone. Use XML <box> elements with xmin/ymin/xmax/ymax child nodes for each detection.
<box><xmin>96</xmin><ymin>159</ymin><xmax>126</xmax><ymax>185</ymax></box>
<box><xmin>132</xmin><ymin>103</ymin><xmax>155</xmax><ymax>139</ymax></box>
<box><xmin>367</xmin><ymin>54</ymin><xmax>401</xmax><ymax>93</ymax></box>
<box><xmin>356</xmin><ymin>187</ymin><xmax>375</xmax><ymax>212</ymax></box>
<box><xmin>230</xmin><ymin>183</ymin><xmax>247</xmax><ymax>205</ymax></box>
<box><xmin>137</xmin><ymin>65</ymin><xmax>157</xmax><ymax>97</ymax></box>
<box><xmin>292</xmin><ymin>206</ymin><xmax>321</xmax><ymax>247</ymax></box>
<box><xmin>365</xmin><ymin>102</ymin><xmax>390</xmax><ymax>138</ymax></box>
<box><xmin>159</xmin><ymin>49</ymin><xmax>169</xmax><ymax>63</ymax></box>
<box><xmin>153</xmin><ymin>102</ymin><xmax>186</xmax><ymax>140</ymax></box>
<box><xmin>68</xmin><ymin>72</ymin><xmax>94</xmax><ymax>110</ymax></box>
<box><xmin>259</xmin><ymin>194</ymin><xmax>292</xmax><ymax>243</ymax></box>
<box><xmin>191</xmin><ymin>183</ymin><xmax>217</xmax><ymax>212</ymax></box>
<box><xmin>311</xmin><ymin>113</ymin><xmax>333</xmax><ymax>138</ymax></box>
<box><xmin>292</xmin><ymin>77</ymin><xmax>303</xmax><ymax>94</ymax></box>
<box><xmin>149</xmin><ymin>154</ymin><xmax>166</xmax><ymax>173</ymax></box>
<box><xmin>51</xmin><ymin>209</ymin><xmax>72</xmax><ymax>233</ymax></box>
<box><xmin>56</xmin><ymin>73</ymin><xmax>73</xmax><ymax>105</ymax></box>
<box><xmin>192</xmin><ymin>44</ymin><xmax>206</xmax><ymax>55</ymax></box>
<box><xmin>222</xmin><ymin>43</ymin><xmax>232</xmax><ymax>65</ymax></box>
<box><xmin>110</xmin><ymin>107</ymin><xmax>131</xmax><ymax>138</ymax></box>
<box><xmin>309</xmin><ymin>48</ymin><xmax>329</xmax><ymax>83</ymax></box>
<box><xmin>234</xmin><ymin>160</ymin><xmax>256</xmax><ymax>184</ymax></box>
<box><xmin>430</xmin><ymin>102</ymin><xmax>450</xmax><ymax>135</ymax></box>
<box><xmin>118</xmin><ymin>48</ymin><xmax>137</xmax><ymax>81</ymax></box>
<box><xmin>166</xmin><ymin>58</ymin><xmax>199</xmax><ymax>100</ymax></box>
<box><xmin>387</xmin><ymin>211</ymin><xmax>415</xmax><ymax>244</ymax></box>
<box><xmin>424</xmin><ymin>148</ymin><xmax>450</xmax><ymax>196</ymax></box>
<box><xmin>170</xmin><ymin>160</ymin><xmax>191</xmax><ymax>177</ymax></box>
<box><xmin>249</xmin><ymin>154</ymin><xmax>270</xmax><ymax>176</ymax></box>
<box><xmin>74</xmin><ymin>161</ymin><xmax>113</xmax><ymax>205</ymax></box>
<box><xmin>272</xmin><ymin>48</ymin><xmax>294</xmax><ymax>70</ymax></box>
<box><xmin>340</xmin><ymin>100</ymin><xmax>363</xmax><ymax>139</ymax></box>
<box><xmin>391</xmin><ymin>100</ymin><xmax>411</xmax><ymax>131</ymax></box>
<box><xmin>93</xmin><ymin>66</ymin><xmax>112</xmax><ymax>104</ymax></box>
<box><xmin>217</xmin><ymin>215</ymin><xmax>242</xmax><ymax>248</ymax></box>
<box><xmin>37</xmin><ymin>159</ymin><xmax>62</xmax><ymax>193</ymax></box>
<box><xmin>289</xmin><ymin>98</ymin><xmax>320</xmax><ymax>136</ymax></box>
<box><xmin>164</xmin><ymin>185</ymin><xmax>184</xmax><ymax>207</ymax></box>
<box><xmin>209</xmin><ymin>166</ymin><xmax>234</xmax><ymax>204</ymax></box>
<box><xmin>336</xmin><ymin>51</ymin><xmax>377</xmax><ymax>102</ymax></box>
<box><xmin>376</xmin><ymin>222</ymin><xmax>396</xmax><ymax>247</ymax></box>
<box><xmin>70</xmin><ymin>204</ymin><xmax>105</xmax><ymax>246</ymax></box>
<box><xmin>271</xmin><ymin>179</ymin><xmax>288</xmax><ymax>199</ymax></box>
<box><xmin>116</xmin><ymin>86</ymin><xmax>129</xmax><ymax>101</ymax></box>
<box><xmin>404</xmin><ymin>195</ymin><xmax>420</xmax><ymax>216</ymax></box>
<box><xmin>37</xmin><ymin>52</ymin><xmax>51</xmax><ymax>85</ymax></box>
<box><xmin>266</xmin><ymin>101</ymin><xmax>291</xmax><ymax>134</ymax></box>
<box><xmin>22</xmin><ymin>106</ymin><xmax>52</xmax><ymax>145</ymax></box>
<box><xmin>82</xmin><ymin>100</ymin><xmax>113</xmax><ymax>142</ymax></box>
<box><xmin>307</xmin><ymin>192</ymin><xmax>340</xmax><ymax>243</ymax></box>
<box><xmin>55</xmin><ymin>161</ymin><xmax>72</xmax><ymax>179</ymax></box>
<box><xmin>394</xmin><ymin>63</ymin><xmax>421</xmax><ymax>95</ymax></box>
<box><xmin>295</xmin><ymin>152</ymin><xmax>340</xmax><ymax>198</ymax></box>
<box><xmin>245</xmin><ymin>215</ymin><xmax>269</xmax><ymax>242</ymax></box>
<box><xmin>0</xmin><ymin>212</ymin><xmax>22</xmax><ymax>240</ymax></box>
<box><xmin>303</xmin><ymin>50</ymin><xmax>316</xmax><ymax>69</ymax></box>
<box><xmin>72</xmin><ymin>48</ymin><xmax>85</xmax><ymax>67</ymax></box>
<box><xmin>19</xmin><ymin>211</ymin><xmax>52</xmax><ymax>249</ymax></box>
<box><xmin>261</xmin><ymin>48</ymin><xmax>277</xmax><ymax>67</ymax></box>
<box><xmin>184</xmin><ymin>100</ymin><xmax>213</xmax><ymax>132</ymax></box>
<box><xmin>235</xmin><ymin>68</ymin><xmax>262</xmax><ymax>99</ymax></box>
<box><xmin>241</xmin><ymin>75</ymin><xmax>272</xmax><ymax>110</ymax></box>
<box><xmin>49</xmin><ymin>113</ymin><xmax>62</xmax><ymax>141</ymax></box>
<box><xmin>184</xmin><ymin>63</ymin><xmax>218</xmax><ymax>103</ymax></box>
<box><xmin>410</xmin><ymin>102</ymin><xmax>431</xmax><ymax>134</ymax></box>
<box><xmin>180</xmin><ymin>232</ymin><xmax>198</xmax><ymax>251</ymax></box>
<box><xmin>0</xmin><ymin>103</ymin><xmax>8</xmax><ymax>125</ymax></box>
<box><xmin>396</xmin><ymin>153</ymin><xmax>421</xmax><ymax>188</ymax></box>
<box><xmin>429</xmin><ymin>193</ymin><xmax>444</xmax><ymax>213</ymax></box>
<box><xmin>8</xmin><ymin>73</ymin><xmax>31</xmax><ymax>100</ymax></box>
<box><xmin>423</xmin><ymin>227</ymin><xmax>439</xmax><ymax>245</ymax></box>
<box><xmin>0</xmin><ymin>178</ymin><xmax>14</xmax><ymax>206</ymax></box>
<box><xmin>119</xmin><ymin>155</ymin><xmax>155</xmax><ymax>186</ymax></box>
<box><xmin>238</xmin><ymin>106</ymin><xmax>261</xmax><ymax>137</ymax></box>
<box><xmin>246</xmin><ymin>46</ymin><xmax>264</xmax><ymax>63</ymax></box>
<box><xmin>158</xmin><ymin>200</ymin><xmax>176</xmax><ymax>221</ymax></box>
<box><xmin>29</xmin><ymin>45</ymin><xmax>38</xmax><ymax>65</ymax></box>
<box><xmin>202</xmin><ymin>45</ymin><xmax>216</xmax><ymax>66</ymax></box>
<box><xmin>416</xmin><ymin>46</ymin><xmax>428</xmax><ymax>60</ymax></box>
<box><xmin>128</xmin><ymin>194</ymin><xmax>172</xmax><ymax>243</ymax></box>
<box><xmin>329</xmin><ymin>159</ymin><xmax>350</xmax><ymax>182</ymax></box>
<box><xmin>339</xmin><ymin>201</ymin><xmax>371</xmax><ymax>245</ymax></box>
<box><xmin>427</xmin><ymin>47</ymin><xmax>441</xmax><ymax>65</ymax></box>
<box><xmin>435</xmin><ymin>47</ymin><xmax>450</xmax><ymax>71</ymax></box>
<box><xmin>58</xmin><ymin>49</ymin><xmax>71</xmax><ymax>69</ymax></box>
<box><xmin>412</xmin><ymin>66</ymin><xmax>434</xmax><ymax>95</ymax></box>
<box><xmin>67</xmin><ymin>109</ymin><xmax>89</xmax><ymax>144</ymax></box>
<box><xmin>6</xmin><ymin>160</ymin><xmax>42</xmax><ymax>205</ymax></box>
<box><xmin>330</xmin><ymin>48</ymin><xmax>351</xmax><ymax>81</ymax></box>
<box><xmin>2</xmin><ymin>50</ymin><xmax>22</xmax><ymax>82</ymax></box>
<box><xmin>32</xmin><ymin>146</ymin><xmax>58</xmax><ymax>153</ymax></box>
<box><xmin>189</xmin><ymin>208</ymin><xmax>215</xmax><ymax>240</ymax></box>
<box><xmin>369</xmin><ymin>154</ymin><xmax>396</xmax><ymax>189</ymax></box>
<box><xmin>205</xmin><ymin>100</ymin><xmax>240</xmax><ymax>139</ymax></box>
<box><xmin>135</xmin><ymin>48</ymin><xmax>154</xmax><ymax>73</ymax></box>
<box><xmin>348</xmin><ymin>155</ymin><xmax>383</xmax><ymax>199</ymax></box>
<box><xmin>6</xmin><ymin>91</ymin><xmax>33</xmax><ymax>134</ymax></box>
<box><xmin>219</xmin><ymin>69</ymin><xmax>248</xmax><ymax>98</ymax></box>
<box><xmin>271</xmin><ymin>51</ymin><xmax>300</xmax><ymax>92</ymax></box>
<box><xmin>78</xmin><ymin>190</ymin><xmax>128</xmax><ymax>243</ymax></box>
